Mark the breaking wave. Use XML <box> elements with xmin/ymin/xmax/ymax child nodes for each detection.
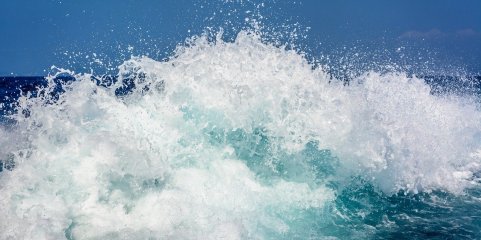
<box><xmin>1</xmin><ymin>30</ymin><xmax>481</xmax><ymax>239</ymax></box>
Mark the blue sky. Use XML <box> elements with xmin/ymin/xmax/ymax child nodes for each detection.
<box><xmin>1</xmin><ymin>0</ymin><xmax>480</xmax><ymax>75</ymax></box>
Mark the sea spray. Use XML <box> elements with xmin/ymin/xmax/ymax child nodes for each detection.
<box><xmin>1</xmin><ymin>30</ymin><xmax>481</xmax><ymax>239</ymax></box>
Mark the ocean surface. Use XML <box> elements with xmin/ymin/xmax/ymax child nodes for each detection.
<box><xmin>1</xmin><ymin>29</ymin><xmax>481</xmax><ymax>239</ymax></box>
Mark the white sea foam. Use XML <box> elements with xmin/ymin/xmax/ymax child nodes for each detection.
<box><xmin>1</xmin><ymin>30</ymin><xmax>481</xmax><ymax>239</ymax></box>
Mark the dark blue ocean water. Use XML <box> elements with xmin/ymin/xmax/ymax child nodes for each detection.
<box><xmin>2</xmin><ymin>75</ymin><xmax>480</xmax><ymax>114</ymax></box>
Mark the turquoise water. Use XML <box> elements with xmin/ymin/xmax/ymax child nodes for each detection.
<box><xmin>1</xmin><ymin>30</ymin><xmax>481</xmax><ymax>239</ymax></box>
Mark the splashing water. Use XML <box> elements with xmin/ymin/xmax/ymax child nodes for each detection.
<box><xmin>1</xmin><ymin>30</ymin><xmax>481</xmax><ymax>239</ymax></box>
